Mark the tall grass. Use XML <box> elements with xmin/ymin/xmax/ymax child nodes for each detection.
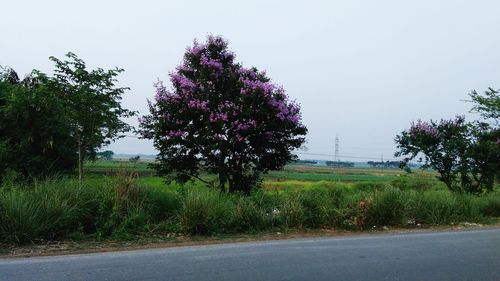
<box><xmin>0</xmin><ymin>180</ymin><xmax>87</xmax><ymax>244</ymax></box>
<box><xmin>0</xmin><ymin>176</ymin><xmax>498</xmax><ymax>246</ymax></box>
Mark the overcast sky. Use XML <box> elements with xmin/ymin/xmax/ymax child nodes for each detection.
<box><xmin>2</xmin><ymin>0</ymin><xmax>500</xmax><ymax>161</ymax></box>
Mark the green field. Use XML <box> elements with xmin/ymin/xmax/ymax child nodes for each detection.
<box><xmin>84</xmin><ymin>160</ymin><xmax>437</xmax><ymax>189</ymax></box>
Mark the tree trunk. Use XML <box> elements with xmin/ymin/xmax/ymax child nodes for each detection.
<box><xmin>228</xmin><ymin>178</ymin><xmax>234</xmax><ymax>193</ymax></box>
<box><xmin>218</xmin><ymin>172</ymin><xmax>227</xmax><ymax>193</ymax></box>
<box><xmin>78</xmin><ymin>138</ymin><xmax>83</xmax><ymax>191</ymax></box>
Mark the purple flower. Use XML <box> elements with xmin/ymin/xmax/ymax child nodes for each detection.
<box><xmin>410</xmin><ymin>120</ymin><xmax>439</xmax><ymax>138</ymax></box>
<box><xmin>200</xmin><ymin>55</ymin><xmax>223</xmax><ymax>74</ymax></box>
<box><xmin>168</xmin><ymin>130</ymin><xmax>184</xmax><ymax>138</ymax></box>
<box><xmin>170</xmin><ymin>73</ymin><xmax>196</xmax><ymax>93</ymax></box>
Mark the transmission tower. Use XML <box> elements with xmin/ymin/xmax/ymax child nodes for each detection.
<box><xmin>334</xmin><ymin>134</ymin><xmax>340</xmax><ymax>162</ymax></box>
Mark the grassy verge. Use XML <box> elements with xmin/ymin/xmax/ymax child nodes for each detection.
<box><xmin>1</xmin><ymin>173</ymin><xmax>499</xmax><ymax>248</ymax></box>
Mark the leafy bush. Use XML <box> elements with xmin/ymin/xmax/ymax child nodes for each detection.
<box><xmin>298</xmin><ymin>188</ymin><xmax>329</xmax><ymax>228</ymax></box>
<box><xmin>179</xmin><ymin>188</ymin><xmax>235</xmax><ymax>235</ymax></box>
<box><xmin>479</xmin><ymin>192</ymin><xmax>500</xmax><ymax>217</ymax></box>
<box><xmin>408</xmin><ymin>191</ymin><xmax>483</xmax><ymax>224</ymax></box>
<box><xmin>0</xmin><ymin>180</ymin><xmax>86</xmax><ymax>244</ymax></box>
<box><xmin>365</xmin><ymin>188</ymin><xmax>408</xmax><ymax>226</ymax></box>
<box><xmin>391</xmin><ymin>176</ymin><xmax>439</xmax><ymax>191</ymax></box>
<box><xmin>232</xmin><ymin>197</ymin><xmax>266</xmax><ymax>232</ymax></box>
<box><xmin>144</xmin><ymin>188</ymin><xmax>181</xmax><ymax>222</ymax></box>
<box><xmin>0</xmin><ymin>176</ymin><xmax>497</xmax><ymax>246</ymax></box>
<box><xmin>280</xmin><ymin>193</ymin><xmax>304</xmax><ymax>228</ymax></box>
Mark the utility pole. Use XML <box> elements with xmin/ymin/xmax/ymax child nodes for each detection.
<box><xmin>334</xmin><ymin>134</ymin><xmax>340</xmax><ymax>163</ymax></box>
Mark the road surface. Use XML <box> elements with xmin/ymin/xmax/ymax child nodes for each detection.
<box><xmin>1</xmin><ymin>228</ymin><xmax>499</xmax><ymax>281</ymax></box>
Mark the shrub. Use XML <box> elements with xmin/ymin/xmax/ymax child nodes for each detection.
<box><xmin>0</xmin><ymin>180</ymin><xmax>87</xmax><ymax>244</ymax></box>
<box><xmin>280</xmin><ymin>193</ymin><xmax>304</xmax><ymax>229</ymax></box>
<box><xmin>298</xmin><ymin>188</ymin><xmax>329</xmax><ymax>228</ymax></box>
<box><xmin>180</xmin><ymin>188</ymin><xmax>235</xmax><ymax>235</ymax></box>
<box><xmin>249</xmin><ymin>189</ymin><xmax>285</xmax><ymax>228</ymax></box>
<box><xmin>391</xmin><ymin>176</ymin><xmax>439</xmax><ymax>191</ymax></box>
<box><xmin>144</xmin><ymin>188</ymin><xmax>181</xmax><ymax>222</ymax></box>
<box><xmin>323</xmin><ymin>188</ymin><xmax>365</xmax><ymax>228</ymax></box>
<box><xmin>479</xmin><ymin>192</ymin><xmax>500</xmax><ymax>217</ymax></box>
<box><xmin>365</xmin><ymin>188</ymin><xmax>408</xmax><ymax>227</ymax></box>
<box><xmin>232</xmin><ymin>197</ymin><xmax>266</xmax><ymax>232</ymax></box>
<box><xmin>409</xmin><ymin>191</ymin><xmax>483</xmax><ymax>225</ymax></box>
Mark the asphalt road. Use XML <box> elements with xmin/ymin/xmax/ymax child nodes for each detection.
<box><xmin>1</xmin><ymin>228</ymin><xmax>499</xmax><ymax>281</ymax></box>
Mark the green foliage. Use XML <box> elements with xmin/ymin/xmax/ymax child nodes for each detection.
<box><xmin>46</xmin><ymin>53</ymin><xmax>136</xmax><ymax>156</ymax></box>
<box><xmin>232</xmin><ymin>197</ymin><xmax>266</xmax><ymax>232</ymax></box>
<box><xmin>96</xmin><ymin>150</ymin><xmax>114</xmax><ymax>161</ymax></box>
<box><xmin>478</xmin><ymin>192</ymin><xmax>500</xmax><ymax>217</ymax></box>
<box><xmin>0</xmin><ymin>174</ymin><xmax>497</xmax><ymax>246</ymax></box>
<box><xmin>42</xmin><ymin>53</ymin><xmax>136</xmax><ymax>189</ymax></box>
<box><xmin>468</xmin><ymin>87</ymin><xmax>500</xmax><ymax>124</ymax></box>
<box><xmin>403</xmin><ymin>190</ymin><xmax>485</xmax><ymax>225</ymax></box>
<box><xmin>298</xmin><ymin>188</ymin><xmax>329</xmax><ymax>227</ymax></box>
<box><xmin>365</xmin><ymin>188</ymin><xmax>408</xmax><ymax>226</ymax></box>
<box><xmin>0</xmin><ymin>180</ymin><xmax>87</xmax><ymax>244</ymax></box>
<box><xmin>391</xmin><ymin>176</ymin><xmax>440</xmax><ymax>191</ymax></box>
<box><xmin>0</xmin><ymin>69</ymin><xmax>77</xmax><ymax>181</ymax></box>
<box><xmin>395</xmin><ymin>116</ymin><xmax>499</xmax><ymax>194</ymax></box>
<box><xmin>396</xmin><ymin>89</ymin><xmax>499</xmax><ymax>194</ymax></box>
<box><xmin>179</xmin><ymin>188</ymin><xmax>234</xmax><ymax>235</ymax></box>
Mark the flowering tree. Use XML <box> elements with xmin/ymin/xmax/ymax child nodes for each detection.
<box><xmin>395</xmin><ymin>116</ymin><xmax>499</xmax><ymax>193</ymax></box>
<box><xmin>140</xmin><ymin>36</ymin><xmax>307</xmax><ymax>193</ymax></box>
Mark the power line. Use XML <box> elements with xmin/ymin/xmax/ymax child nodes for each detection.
<box><xmin>295</xmin><ymin>151</ymin><xmax>401</xmax><ymax>161</ymax></box>
<box><xmin>120</xmin><ymin>134</ymin><xmax>400</xmax><ymax>161</ymax></box>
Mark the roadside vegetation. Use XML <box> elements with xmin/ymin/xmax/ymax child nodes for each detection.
<box><xmin>1</xmin><ymin>165</ymin><xmax>499</xmax><ymax>246</ymax></box>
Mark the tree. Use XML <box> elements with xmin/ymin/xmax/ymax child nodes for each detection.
<box><xmin>46</xmin><ymin>53</ymin><xmax>136</xmax><ymax>189</ymax></box>
<box><xmin>0</xmin><ymin>68</ymin><xmax>77</xmax><ymax>180</ymax></box>
<box><xmin>96</xmin><ymin>150</ymin><xmax>114</xmax><ymax>161</ymax></box>
<box><xmin>129</xmin><ymin>155</ymin><xmax>140</xmax><ymax>163</ymax></box>
<box><xmin>395</xmin><ymin>116</ymin><xmax>499</xmax><ymax>194</ymax></box>
<box><xmin>139</xmin><ymin>35</ymin><xmax>307</xmax><ymax>193</ymax></box>
<box><xmin>468</xmin><ymin>87</ymin><xmax>499</xmax><ymax>125</ymax></box>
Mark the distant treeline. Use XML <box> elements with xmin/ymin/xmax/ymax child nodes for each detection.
<box><xmin>292</xmin><ymin>159</ymin><xmax>318</xmax><ymax>165</ymax></box>
<box><xmin>367</xmin><ymin>161</ymin><xmax>402</xmax><ymax>168</ymax></box>
<box><xmin>326</xmin><ymin>161</ymin><xmax>354</xmax><ymax>168</ymax></box>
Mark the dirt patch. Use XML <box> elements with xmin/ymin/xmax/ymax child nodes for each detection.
<box><xmin>2</xmin><ymin>222</ymin><xmax>499</xmax><ymax>258</ymax></box>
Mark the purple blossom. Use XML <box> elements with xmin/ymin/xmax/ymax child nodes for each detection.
<box><xmin>237</xmin><ymin>123</ymin><xmax>250</xmax><ymax>131</ymax></box>
<box><xmin>209</xmin><ymin>112</ymin><xmax>228</xmax><ymax>122</ymax></box>
<box><xmin>187</xmin><ymin>40</ymin><xmax>204</xmax><ymax>56</ymax></box>
<box><xmin>200</xmin><ymin>55</ymin><xmax>223</xmax><ymax>74</ymax></box>
<box><xmin>170</xmin><ymin>73</ymin><xmax>196</xmax><ymax>93</ymax></box>
<box><xmin>241</xmin><ymin>78</ymin><xmax>275</xmax><ymax>96</ymax></box>
<box><xmin>207</xmin><ymin>35</ymin><xmax>228</xmax><ymax>49</ymax></box>
<box><xmin>187</xmin><ymin>99</ymin><xmax>208</xmax><ymax>110</ymax></box>
<box><xmin>410</xmin><ymin>120</ymin><xmax>439</xmax><ymax>138</ymax></box>
<box><xmin>168</xmin><ymin>130</ymin><xmax>184</xmax><ymax>138</ymax></box>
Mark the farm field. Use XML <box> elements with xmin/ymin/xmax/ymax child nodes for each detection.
<box><xmin>84</xmin><ymin>160</ymin><xmax>435</xmax><ymax>185</ymax></box>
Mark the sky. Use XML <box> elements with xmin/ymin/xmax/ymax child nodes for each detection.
<box><xmin>2</xmin><ymin>0</ymin><xmax>500</xmax><ymax>161</ymax></box>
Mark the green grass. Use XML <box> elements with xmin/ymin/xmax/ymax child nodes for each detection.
<box><xmin>1</xmin><ymin>163</ymin><xmax>497</xmax><ymax>246</ymax></box>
